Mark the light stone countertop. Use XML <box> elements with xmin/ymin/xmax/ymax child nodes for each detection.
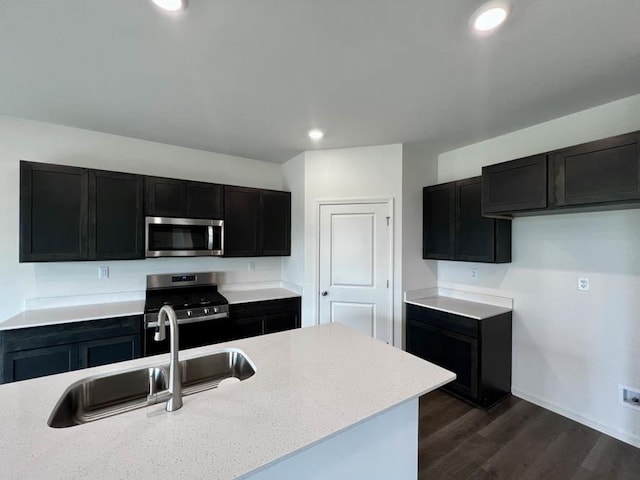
<box><xmin>405</xmin><ymin>296</ymin><xmax>512</xmax><ymax>320</ymax></box>
<box><xmin>0</xmin><ymin>323</ymin><xmax>455</xmax><ymax>480</ymax></box>
<box><xmin>221</xmin><ymin>288</ymin><xmax>300</xmax><ymax>305</ymax></box>
<box><xmin>0</xmin><ymin>288</ymin><xmax>301</xmax><ymax>331</ymax></box>
<box><xmin>404</xmin><ymin>287</ymin><xmax>513</xmax><ymax>320</ymax></box>
<box><xmin>0</xmin><ymin>300</ymin><xmax>146</xmax><ymax>331</ymax></box>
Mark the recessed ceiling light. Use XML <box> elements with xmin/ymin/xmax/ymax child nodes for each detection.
<box><xmin>308</xmin><ymin>129</ymin><xmax>324</xmax><ymax>141</ymax></box>
<box><xmin>151</xmin><ymin>0</ymin><xmax>188</xmax><ymax>12</ymax></box>
<box><xmin>471</xmin><ymin>1</ymin><xmax>511</xmax><ymax>33</ymax></box>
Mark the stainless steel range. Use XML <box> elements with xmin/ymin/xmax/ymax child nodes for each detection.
<box><xmin>143</xmin><ymin>272</ymin><xmax>229</xmax><ymax>356</ymax></box>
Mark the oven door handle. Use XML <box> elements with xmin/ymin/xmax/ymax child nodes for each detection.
<box><xmin>146</xmin><ymin>312</ymin><xmax>229</xmax><ymax>329</ymax></box>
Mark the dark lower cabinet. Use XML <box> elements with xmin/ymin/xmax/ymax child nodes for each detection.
<box><xmin>3</xmin><ymin>344</ymin><xmax>79</xmax><ymax>383</ymax></box>
<box><xmin>0</xmin><ymin>316</ymin><xmax>142</xmax><ymax>384</ymax></box>
<box><xmin>227</xmin><ymin>297</ymin><xmax>301</xmax><ymax>341</ymax></box>
<box><xmin>424</xmin><ymin>177</ymin><xmax>511</xmax><ymax>263</ymax></box>
<box><xmin>406</xmin><ymin>303</ymin><xmax>512</xmax><ymax>408</ymax></box>
<box><xmin>79</xmin><ymin>334</ymin><xmax>141</xmax><ymax>369</ymax></box>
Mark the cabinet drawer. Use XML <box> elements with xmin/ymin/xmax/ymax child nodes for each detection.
<box><xmin>406</xmin><ymin>304</ymin><xmax>478</xmax><ymax>338</ymax></box>
<box><xmin>3</xmin><ymin>344</ymin><xmax>79</xmax><ymax>383</ymax></box>
<box><xmin>482</xmin><ymin>154</ymin><xmax>548</xmax><ymax>214</ymax></box>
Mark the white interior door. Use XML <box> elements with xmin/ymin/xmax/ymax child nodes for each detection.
<box><xmin>318</xmin><ymin>202</ymin><xmax>392</xmax><ymax>343</ymax></box>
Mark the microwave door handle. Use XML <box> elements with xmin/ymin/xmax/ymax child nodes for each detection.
<box><xmin>207</xmin><ymin>225</ymin><xmax>214</xmax><ymax>250</ymax></box>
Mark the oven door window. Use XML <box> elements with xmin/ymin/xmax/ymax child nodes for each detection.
<box><xmin>148</xmin><ymin>224</ymin><xmax>209</xmax><ymax>251</ymax></box>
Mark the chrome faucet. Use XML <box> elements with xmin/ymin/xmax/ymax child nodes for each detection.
<box><xmin>148</xmin><ymin>305</ymin><xmax>183</xmax><ymax>412</ymax></box>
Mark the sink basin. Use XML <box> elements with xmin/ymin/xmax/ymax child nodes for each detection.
<box><xmin>48</xmin><ymin>348</ymin><xmax>256</xmax><ymax>428</ymax></box>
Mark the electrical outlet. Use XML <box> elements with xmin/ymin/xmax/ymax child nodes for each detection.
<box><xmin>471</xmin><ymin>269</ymin><xmax>478</xmax><ymax>280</ymax></box>
<box><xmin>247</xmin><ymin>261</ymin><xmax>256</xmax><ymax>272</ymax></box>
<box><xmin>577</xmin><ymin>277</ymin><xmax>590</xmax><ymax>291</ymax></box>
<box><xmin>98</xmin><ymin>266</ymin><xmax>109</xmax><ymax>279</ymax></box>
<box><xmin>619</xmin><ymin>385</ymin><xmax>640</xmax><ymax>411</ymax></box>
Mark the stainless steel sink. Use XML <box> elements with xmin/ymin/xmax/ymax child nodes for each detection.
<box><xmin>48</xmin><ymin>349</ymin><xmax>256</xmax><ymax>428</ymax></box>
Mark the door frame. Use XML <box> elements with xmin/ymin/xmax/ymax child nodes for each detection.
<box><xmin>314</xmin><ymin>197</ymin><xmax>395</xmax><ymax>344</ymax></box>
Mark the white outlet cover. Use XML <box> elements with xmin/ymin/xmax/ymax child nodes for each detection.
<box><xmin>471</xmin><ymin>269</ymin><xmax>478</xmax><ymax>280</ymax></box>
<box><xmin>577</xmin><ymin>277</ymin><xmax>590</xmax><ymax>291</ymax></box>
<box><xmin>98</xmin><ymin>266</ymin><xmax>109</xmax><ymax>279</ymax></box>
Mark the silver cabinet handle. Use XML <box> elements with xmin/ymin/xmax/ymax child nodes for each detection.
<box><xmin>321</xmin><ymin>291</ymin><xmax>328</xmax><ymax>296</ymax></box>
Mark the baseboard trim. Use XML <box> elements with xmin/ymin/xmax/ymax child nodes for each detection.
<box><xmin>512</xmin><ymin>387</ymin><xmax>640</xmax><ymax>449</ymax></box>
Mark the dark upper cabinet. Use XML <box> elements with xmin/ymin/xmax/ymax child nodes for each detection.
<box><xmin>145</xmin><ymin>176</ymin><xmax>223</xmax><ymax>219</ymax></box>
<box><xmin>423</xmin><ymin>183</ymin><xmax>455</xmax><ymax>259</ymax></box>
<box><xmin>482</xmin><ymin>131</ymin><xmax>640</xmax><ymax>217</ymax></box>
<box><xmin>424</xmin><ymin>177</ymin><xmax>511</xmax><ymax>263</ymax></box>
<box><xmin>20</xmin><ymin>162</ymin><xmax>144</xmax><ymax>262</ymax></box>
<box><xmin>482</xmin><ymin>154</ymin><xmax>548</xmax><ymax>215</ymax></box>
<box><xmin>90</xmin><ymin>170</ymin><xmax>144</xmax><ymax>260</ymax></box>
<box><xmin>224</xmin><ymin>186</ymin><xmax>261</xmax><ymax>256</ymax></box>
<box><xmin>20</xmin><ymin>162</ymin><xmax>89</xmax><ymax>262</ymax></box>
<box><xmin>145</xmin><ymin>177</ymin><xmax>187</xmax><ymax>217</ymax></box>
<box><xmin>224</xmin><ymin>186</ymin><xmax>291</xmax><ymax>257</ymax></box>
<box><xmin>187</xmin><ymin>182</ymin><xmax>223</xmax><ymax>219</ymax></box>
<box><xmin>550</xmin><ymin>131</ymin><xmax>640</xmax><ymax>207</ymax></box>
<box><xmin>260</xmin><ymin>191</ymin><xmax>291</xmax><ymax>256</ymax></box>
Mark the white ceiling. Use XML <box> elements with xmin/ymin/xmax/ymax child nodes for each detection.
<box><xmin>1</xmin><ymin>0</ymin><xmax>639</xmax><ymax>163</ymax></box>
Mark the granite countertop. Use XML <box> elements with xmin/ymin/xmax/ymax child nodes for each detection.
<box><xmin>0</xmin><ymin>323</ymin><xmax>455</xmax><ymax>479</ymax></box>
<box><xmin>404</xmin><ymin>287</ymin><xmax>513</xmax><ymax>320</ymax></box>
<box><xmin>221</xmin><ymin>287</ymin><xmax>300</xmax><ymax>305</ymax></box>
<box><xmin>0</xmin><ymin>288</ymin><xmax>301</xmax><ymax>331</ymax></box>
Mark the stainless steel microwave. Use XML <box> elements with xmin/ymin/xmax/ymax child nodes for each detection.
<box><xmin>145</xmin><ymin>217</ymin><xmax>224</xmax><ymax>257</ymax></box>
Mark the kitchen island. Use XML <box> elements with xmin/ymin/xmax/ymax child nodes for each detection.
<box><xmin>0</xmin><ymin>323</ymin><xmax>454</xmax><ymax>479</ymax></box>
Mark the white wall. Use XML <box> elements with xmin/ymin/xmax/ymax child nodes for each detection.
<box><xmin>281</xmin><ymin>153</ymin><xmax>305</xmax><ymax>291</ymax></box>
<box><xmin>0</xmin><ymin>115</ymin><xmax>284</xmax><ymax>322</ymax></box>
<box><xmin>302</xmin><ymin>144</ymin><xmax>404</xmax><ymax>346</ymax></box>
<box><xmin>436</xmin><ymin>94</ymin><xmax>640</xmax><ymax>446</ymax></box>
<box><xmin>401</xmin><ymin>142</ymin><xmax>439</xmax><ymax>348</ymax></box>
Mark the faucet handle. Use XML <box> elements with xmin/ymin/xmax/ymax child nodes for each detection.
<box><xmin>154</xmin><ymin>326</ymin><xmax>166</xmax><ymax>342</ymax></box>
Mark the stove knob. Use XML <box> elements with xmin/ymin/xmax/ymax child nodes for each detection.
<box><xmin>187</xmin><ymin>310</ymin><xmax>192</xmax><ymax>318</ymax></box>
<box><xmin>204</xmin><ymin>308</ymin><xmax>209</xmax><ymax>315</ymax></box>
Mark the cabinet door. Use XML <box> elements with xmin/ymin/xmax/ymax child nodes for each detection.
<box><xmin>228</xmin><ymin>316</ymin><xmax>264</xmax><ymax>341</ymax></box>
<box><xmin>223</xmin><ymin>186</ymin><xmax>260</xmax><ymax>257</ymax></box>
<box><xmin>406</xmin><ymin>319</ymin><xmax>478</xmax><ymax>400</ymax></box>
<box><xmin>145</xmin><ymin>177</ymin><xmax>187</xmax><ymax>217</ymax></box>
<box><xmin>264</xmin><ymin>311</ymin><xmax>299</xmax><ymax>334</ymax></box>
<box><xmin>423</xmin><ymin>183</ymin><xmax>455</xmax><ymax>260</ymax></box>
<box><xmin>3</xmin><ymin>344</ymin><xmax>79</xmax><ymax>383</ymax></box>
<box><xmin>90</xmin><ymin>170</ymin><xmax>144</xmax><ymax>260</ymax></box>
<box><xmin>482</xmin><ymin>154</ymin><xmax>548</xmax><ymax>215</ymax></box>
<box><xmin>551</xmin><ymin>132</ymin><xmax>640</xmax><ymax>207</ymax></box>
<box><xmin>187</xmin><ymin>182</ymin><xmax>223</xmax><ymax>219</ymax></box>
<box><xmin>455</xmin><ymin>178</ymin><xmax>495</xmax><ymax>262</ymax></box>
<box><xmin>20</xmin><ymin>161</ymin><xmax>89</xmax><ymax>262</ymax></box>
<box><xmin>79</xmin><ymin>334</ymin><xmax>141</xmax><ymax>369</ymax></box>
<box><xmin>260</xmin><ymin>190</ymin><xmax>291</xmax><ymax>256</ymax></box>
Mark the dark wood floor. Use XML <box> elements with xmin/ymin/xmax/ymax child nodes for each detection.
<box><xmin>419</xmin><ymin>390</ymin><xmax>640</xmax><ymax>480</ymax></box>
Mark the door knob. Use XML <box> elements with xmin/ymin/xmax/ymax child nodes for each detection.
<box><xmin>321</xmin><ymin>291</ymin><xmax>328</xmax><ymax>296</ymax></box>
